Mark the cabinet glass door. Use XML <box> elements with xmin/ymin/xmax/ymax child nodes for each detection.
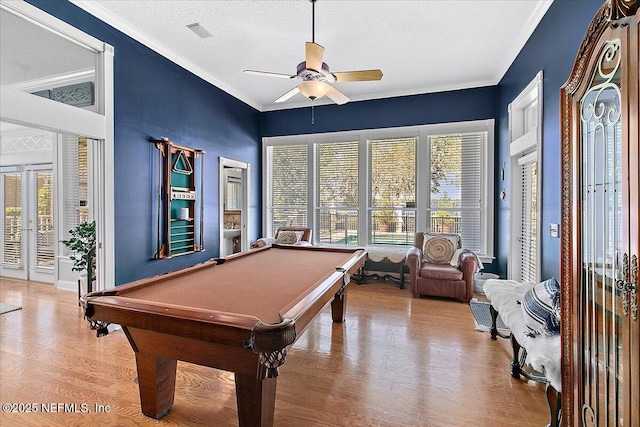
<box><xmin>579</xmin><ymin>39</ymin><xmax>625</xmax><ymax>427</ymax></box>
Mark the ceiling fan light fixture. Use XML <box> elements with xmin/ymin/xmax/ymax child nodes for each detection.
<box><xmin>243</xmin><ymin>0</ymin><xmax>382</xmax><ymax>107</ymax></box>
<box><xmin>297</xmin><ymin>80</ymin><xmax>329</xmax><ymax>100</ymax></box>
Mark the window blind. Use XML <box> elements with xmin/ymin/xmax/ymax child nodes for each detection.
<box><xmin>62</xmin><ymin>136</ymin><xmax>88</xmax><ymax>255</ymax></box>
<box><xmin>2</xmin><ymin>172</ymin><xmax>22</xmax><ymax>265</ymax></box>
<box><xmin>368</xmin><ymin>137</ymin><xmax>416</xmax><ymax>245</ymax></box>
<box><xmin>428</xmin><ymin>132</ymin><xmax>486</xmax><ymax>253</ymax></box>
<box><xmin>32</xmin><ymin>170</ymin><xmax>54</xmax><ymax>268</ymax></box>
<box><xmin>265</xmin><ymin>144</ymin><xmax>308</xmax><ymax>237</ymax></box>
<box><xmin>316</xmin><ymin>141</ymin><xmax>358</xmax><ymax>244</ymax></box>
<box><xmin>263</xmin><ymin>120</ymin><xmax>494</xmax><ymax>253</ymax></box>
<box><xmin>520</xmin><ymin>160</ymin><xmax>537</xmax><ymax>283</ymax></box>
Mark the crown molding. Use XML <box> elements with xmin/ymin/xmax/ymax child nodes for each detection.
<box><xmin>69</xmin><ymin>0</ymin><xmax>262</xmax><ymax>111</ymax></box>
<box><xmin>67</xmin><ymin>0</ymin><xmax>553</xmax><ymax>113</ymax></box>
<box><xmin>493</xmin><ymin>0</ymin><xmax>553</xmax><ymax>85</ymax></box>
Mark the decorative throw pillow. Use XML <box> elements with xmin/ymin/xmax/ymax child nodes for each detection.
<box><xmin>521</xmin><ymin>277</ymin><xmax>561</xmax><ymax>336</ymax></box>
<box><xmin>422</xmin><ymin>233</ymin><xmax>459</xmax><ymax>264</ymax></box>
<box><xmin>276</xmin><ymin>230</ymin><xmax>298</xmax><ymax>244</ymax></box>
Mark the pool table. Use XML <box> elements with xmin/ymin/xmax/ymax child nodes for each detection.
<box><xmin>80</xmin><ymin>244</ymin><xmax>367</xmax><ymax>427</ymax></box>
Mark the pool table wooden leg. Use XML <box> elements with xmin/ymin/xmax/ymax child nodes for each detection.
<box><xmin>134</xmin><ymin>352</ymin><xmax>177</xmax><ymax>419</ymax></box>
<box><xmin>331</xmin><ymin>287</ymin><xmax>347</xmax><ymax>322</ymax></box>
<box><xmin>235</xmin><ymin>373</ymin><xmax>277</xmax><ymax>427</ymax></box>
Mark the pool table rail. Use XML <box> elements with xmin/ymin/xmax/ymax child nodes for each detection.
<box><xmin>81</xmin><ymin>293</ymin><xmax>261</xmax><ymax>344</ymax></box>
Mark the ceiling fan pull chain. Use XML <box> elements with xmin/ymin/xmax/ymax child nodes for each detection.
<box><xmin>311</xmin><ymin>0</ymin><xmax>315</xmax><ymax>43</ymax></box>
<box><xmin>311</xmin><ymin>103</ymin><xmax>315</xmax><ymax>125</ymax></box>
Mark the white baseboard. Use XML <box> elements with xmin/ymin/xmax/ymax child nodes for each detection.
<box><xmin>56</xmin><ymin>280</ymin><xmax>77</xmax><ymax>291</ymax></box>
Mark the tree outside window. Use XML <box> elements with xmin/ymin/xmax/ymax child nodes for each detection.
<box><xmin>369</xmin><ymin>137</ymin><xmax>416</xmax><ymax>245</ymax></box>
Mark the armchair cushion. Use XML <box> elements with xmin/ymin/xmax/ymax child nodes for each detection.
<box><xmin>276</xmin><ymin>226</ymin><xmax>311</xmax><ymax>243</ymax></box>
<box><xmin>421</xmin><ymin>232</ymin><xmax>460</xmax><ymax>264</ymax></box>
<box><xmin>251</xmin><ymin>227</ymin><xmax>312</xmax><ymax>249</ymax></box>
<box><xmin>275</xmin><ymin>230</ymin><xmax>298</xmax><ymax>244</ymax></box>
<box><xmin>420</xmin><ymin>263</ymin><xmax>464</xmax><ymax>281</ymax></box>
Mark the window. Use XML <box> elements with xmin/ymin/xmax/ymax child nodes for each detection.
<box><xmin>1</xmin><ymin>172</ymin><xmax>22</xmax><ymax>265</ymax></box>
<box><xmin>427</xmin><ymin>132</ymin><xmax>486</xmax><ymax>253</ymax></box>
<box><xmin>519</xmin><ymin>158</ymin><xmax>537</xmax><ymax>283</ymax></box>
<box><xmin>62</xmin><ymin>135</ymin><xmax>89</xmax><ymax>256</ymax></box>
<box><xmin>369</xmin><ymin>137</ymin><xmax>416</xmax><ymax>245</ymax></box>
<box><xmin>316</xmin><ymin>141</ymin><xmax>359</xmax><ymax>245</ymax></box>
<box><xmin>265</xmin><ymin>144</ymin><xmax>308</xmax><ymax>237</ymax></box>
<box><xmin>263</xmin><ymin>120</ymin><xmax>494</xmax><ymax>260</ymax></box>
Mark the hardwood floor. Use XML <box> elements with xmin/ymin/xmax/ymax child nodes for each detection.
<box><xmin>0</xmin><ymin>277</ymin><xmax>549</xmax><ymax>426</ymax></box>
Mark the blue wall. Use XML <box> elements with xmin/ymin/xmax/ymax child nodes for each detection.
<box><xmin>494</xmin><ymin>0</ymin><xmax>603</xmax><ymax>280</ymax></box>
<box><xmin>27</xmin><ymin>0</ymin><xmax>262</xmax><ymax>285</ymax></box>
<box><xmin>262</xmin><ymin>86</ymin><xmax>497</xmax><ymax>136</ymax></box>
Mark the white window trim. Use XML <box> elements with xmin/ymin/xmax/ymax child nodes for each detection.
<box><xmin>0</xmin><ymin>0</ymin><xmax>115</xmax><ymax>291</ymax></box>
<box><xmin>508</xmin><ymin>70</ymin><xmax>543</xmax><ymax>282</ymax></box>
<box><xmin>263</xmin><ymin>119</ymin><xmax>495</xmax><ymax>261</ymax></box>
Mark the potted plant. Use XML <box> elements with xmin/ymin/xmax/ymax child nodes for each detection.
<box><xmin>61</xmin><ymin>221</ymin><xmax>96</xmax><ymax>293</ymax></box>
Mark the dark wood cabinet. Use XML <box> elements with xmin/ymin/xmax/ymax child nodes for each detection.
<box><xmin>560</xmin><ymin>1</ymin><xmax>638</xmax><ymax>426</ymax></box>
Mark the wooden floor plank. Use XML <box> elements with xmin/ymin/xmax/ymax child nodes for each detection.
<box><xmin>0</xmin><ymin>277</ymin><xmax>549</xmax><ymax>426</ymax></box>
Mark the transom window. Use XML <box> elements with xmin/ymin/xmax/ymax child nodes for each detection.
<box><xmin>263</xmin><ymin>120</ymin><xmax>494</xmax><ymax>259</ymax></box>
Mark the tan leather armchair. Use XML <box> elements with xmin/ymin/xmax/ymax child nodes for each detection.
<box><xmin>405</xmin><ymin>232</ymin><xmax>478</xmax><ymax>303</ymax></box>
<box><xmin>251</xmin><ymin>227</ymin><xmax>312</xmax><ymax>248</ymax></box>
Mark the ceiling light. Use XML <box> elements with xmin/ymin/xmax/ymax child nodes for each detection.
<box><xmin>297</xmin><ymin>81</ymin><xmax>329</xmax><ymax>100</ymax></box>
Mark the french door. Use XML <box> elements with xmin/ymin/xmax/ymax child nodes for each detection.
<box><xmin>1</xmin><ymin>165</ymin><xmax>55</xmax><ymax>283</ymax></box>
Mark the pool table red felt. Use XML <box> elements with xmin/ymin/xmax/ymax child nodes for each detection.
<box><xmin>81</xmin><ymin>245</ymin><xmax>366</xmax><ymax>427</ymax></box>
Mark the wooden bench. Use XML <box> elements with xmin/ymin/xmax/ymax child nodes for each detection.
<box><xmin>355</xmin><ymin>246</ymin><xmax>407</xmax><ymax>288</ymax></box>
<box><xmin>483</xmin><ymin>279</ymin><xmax>561</xmax><ymax>427</ymax></box>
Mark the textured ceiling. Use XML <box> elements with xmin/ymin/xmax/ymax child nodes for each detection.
<box><xmin>69</xmin><ymin>1</ymin><xmax>552</xmax><ymax>111</ymax></box>
<box><xmin>0</xmin><ymin>8</ymin><xmax>96</xmax><ymax>86</ymax></box>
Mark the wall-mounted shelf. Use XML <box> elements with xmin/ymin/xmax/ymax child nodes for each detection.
<box><xmin>153</xmin><ymin>138</ymin><xmax>205</xmax><ymax>259</ymax></box>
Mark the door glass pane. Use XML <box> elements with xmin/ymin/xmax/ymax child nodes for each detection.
<box><xmin>2</xmin><ymin>172</ymin><xmax>22</xmax><ymax>266</ymax></box>
<box><xmin>579</xmin><ymin>39</ymin><xmax>623</xmax><ymax>426</ymax></box>
<box><xmin>0</xmin><ymin>8</ymin><xmax>98</xmax><ymax>112</ymax></box>
<box><xmin>34</xmin><ymin>171</ymin><xmax>54</xmax><ymax>267</ymax></box>
<box><xmin>520</xmin><ymin>161</ymin><xmax>537</xmax><ymax>283</ymax></box>
<box><xmin>62</xmin><ymin>135</ymin><xmax>89</xmax><ymax>257</ymax></box>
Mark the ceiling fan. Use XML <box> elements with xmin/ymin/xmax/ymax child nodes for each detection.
<box><xmin>243</xmin><ymin>0</ymin><xmax>383</xmax><ymax>106</ymax></box>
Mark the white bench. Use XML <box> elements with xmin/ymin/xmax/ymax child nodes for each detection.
<box><xmin>483</xmin><ymin>279</ymin><xmax>561</xmax><ymax>427</ymax></box>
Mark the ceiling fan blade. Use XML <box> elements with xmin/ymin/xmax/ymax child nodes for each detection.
<box><xmin>243</xmin><ymin>70</ymin><xmax>296</xmax><ymax>79</ymax></box>
<box><xmin>274</xmin><ymin>87</ymin><xmax>300</xmax><ymax>103</ymax></box>
<box><xmin>332</xmin><ymin>69</ymin><xmax>383</xmax><ymax>82</ymax></box>
<box><xmin>305</xmin><ymin>42</ymin><xmax>325</xmax><ymax>72</ymax></box>
<box><xmin>325</xmin><ymin>85</ymin><xmax>349</xmax><ymax>105</ymax></box>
